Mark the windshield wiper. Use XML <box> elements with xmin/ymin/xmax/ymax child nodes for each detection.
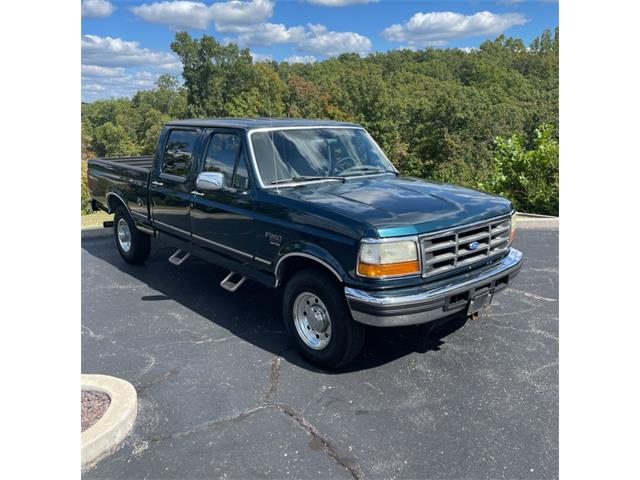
<box><xmin>338</xmin><ymin>166</ymin><xmax>397</xmax><ymax>176</ymax></box>
<box><xmin>271</xmin><ymin>175</ymin><xmax>346</xmax><ymax>185</ymax></box>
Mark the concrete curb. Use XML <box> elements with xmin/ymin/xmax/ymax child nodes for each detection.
<box><xmin>81</xmin><ymin>374</ymin><xmax>137</xmax><ymax>469</ymax></box>
<box><xmin>515</xmin><ymin>211</ymin><xmax>558</xmax><ymax>219</ymax></box>
<box><xmin>514</xmin><ymin>213</ymin><xmax>559</xmax><ymax>230</ymax></box>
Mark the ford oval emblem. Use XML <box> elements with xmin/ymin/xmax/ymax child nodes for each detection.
<box><xmin>469</xmin><ymin>241</ymin><xmax>480</xmax><ymax>250</ymax></box>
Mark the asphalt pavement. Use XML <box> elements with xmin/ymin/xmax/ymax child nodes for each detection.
<box><xmin>81</xmin><ymin>223</ymin><xmax>558</xmax><ymax>480</ymax></box>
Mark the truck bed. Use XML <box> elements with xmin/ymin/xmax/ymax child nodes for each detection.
<box><xmin>89</xmin><ymin>155</ymin><xmax>155</xmax><ymax>172</ymax></box>
<box><xmin>87</xmin><ymin>155</ymin><xmax>154</xmax><ymax>219</ymax></box>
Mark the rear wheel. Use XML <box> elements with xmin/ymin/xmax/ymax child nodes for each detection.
<box><xmin>113</xmin><ymin>206</ymin><xmax>151</xmax><ymax>264</ymax></box>
<box><xmin>283</xmin><ymin>268</ymin><xmax>365</xmax><ymax>369</ymax></box>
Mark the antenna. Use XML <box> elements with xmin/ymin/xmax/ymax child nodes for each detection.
<box><xmin>266</xmin><ymin>80</ymin><xmax>278</xmax><ymax>193</ymax></box>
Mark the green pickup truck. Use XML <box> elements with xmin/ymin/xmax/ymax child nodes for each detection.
<box><xmin>88</xmin><ymin>118</ymin><xmax>523</xmax><ymax>368</ymax></box>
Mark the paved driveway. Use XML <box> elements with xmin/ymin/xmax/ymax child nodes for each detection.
<box><xmin>81</xmin><ymin>223</ymin><xmax>558</xmax><ymax>480</ymax></box>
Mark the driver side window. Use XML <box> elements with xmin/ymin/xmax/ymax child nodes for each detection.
<box><xmin>203</xmin><ymin>132</ymin><xmax>250</xmax><ymax>190</ymax></box>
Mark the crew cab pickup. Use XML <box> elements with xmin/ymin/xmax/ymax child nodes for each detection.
<box><xmin>88</xmin><ymin>118</ymin><xmax>523</xmax><ymax>368</ymax></box>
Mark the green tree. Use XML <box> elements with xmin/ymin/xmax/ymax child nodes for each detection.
<box><xmin>170</xmin><ymin>32</ymin><xmax>255</xmax><ymax>117</ymax></box>
<box><xmin>82</xmin><ymin>27</ymin><xmax>559</xmax><ymax>216</ymax></box>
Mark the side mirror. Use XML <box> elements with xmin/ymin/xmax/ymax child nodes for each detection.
<box><xmin>196</xmin><ymin>172</ymin><xmax>225</xmax><ymax>191</ymax></box>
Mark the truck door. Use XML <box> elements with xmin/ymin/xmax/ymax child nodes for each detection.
<box><xmin>149</xmin><ymin>127</ymin><xmax>201</xmax><ymax>241</ymax></box>
<box><xmin>190</xmin><ymin>129</ymin><xmax>255</xmax><ymax>261</ymax></box>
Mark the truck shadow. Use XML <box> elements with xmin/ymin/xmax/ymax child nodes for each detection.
<box><xmin>82</xmin><ymin>230</ymin><xmax>468</xmax><ymax>374</ymax></box>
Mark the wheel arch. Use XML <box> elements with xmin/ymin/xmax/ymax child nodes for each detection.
<box><xmin>105</xmin><ymin>190</ymin><xmax>131</xmax><ymax>215</ymax></box>
<box><xmin>275</xmin><ymin>247</ymin><xmax>346</xmax><ymax>288</ymax></box>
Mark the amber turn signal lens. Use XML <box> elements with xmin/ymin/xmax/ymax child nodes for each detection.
<box><xmin>509</xmin><ymin>224</ymin><xmax>516</xmax><ymax>243</ymax></box>
<box><xmin>357</xmin><ymin>260</ymin><xmax>420</xmax><ymax>278</ymax></box>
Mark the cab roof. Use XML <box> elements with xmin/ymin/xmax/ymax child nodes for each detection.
<box><xmin>165</xmin><ymin>117</ymin><xmax>362</xmax><ymax>130</ymax></box>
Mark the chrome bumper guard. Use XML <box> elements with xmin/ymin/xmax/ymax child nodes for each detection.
<box><xmin>345</xmin><ymin>248</ymin><xmax>523</xmax><ymax>327</ymax></box>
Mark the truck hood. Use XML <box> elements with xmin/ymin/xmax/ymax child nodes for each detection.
<box><xmin>277</xmin><ymin>174</ymin><xmax>513</xmax><ymax>237</ymax></box>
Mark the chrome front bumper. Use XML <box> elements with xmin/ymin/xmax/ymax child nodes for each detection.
<box><xmin>345</xmin><ymin>248</ymin><xmax>524</xmax><ymax>327</ymax></box>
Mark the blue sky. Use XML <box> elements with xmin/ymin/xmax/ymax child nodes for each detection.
<box><xmin>81</xmin><ymin>0</ymin><xmax>558</xmax><ymax>101</ymax></box>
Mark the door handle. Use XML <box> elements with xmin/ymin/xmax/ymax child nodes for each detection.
<box><xmin>151</xmin><ymin>181</ymin><xmax>164</xmax><ymax>187</ymax></box>
<box><xmin>190</xmin><ymin>190</ymin><xmax>205</xmax><ymax>197</ymax></box>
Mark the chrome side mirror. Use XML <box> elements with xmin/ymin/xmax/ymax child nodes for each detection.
<box><xmin>196</xmin><ymin>172</ymin><xmax>225</xmax><ymax>191</ymax></box>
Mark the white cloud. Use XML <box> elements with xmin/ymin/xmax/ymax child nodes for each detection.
<box><xmin>210</xmin><ymin>0</ymin><xmax>274</xmax><ymax>32</ymax></box>
<box><xmin>306</xmin><ymin>0</ymin><xmax>376</xmax><ymax>5</ymax></box>
<box><xmin>382</xmin><ymin>11</ymin><xmax>528</xmax><ymax>46</ymax></box>
<box><xmin>130</xmin><ymin>0</ymin><xmax>273</xmax><ymax>31</ymax></box>
<box><xmin>299</xmin><ymin>24</ymin><xmax>372</xmax><ymax>56</ymax></box>
<box><xmin>234</xmin><ymin>23</ymin><xmax>305</xmax><ymax>47</ymax></box>
<box><xmin>81</xmin><ymin>35</ymin><xmax>180</xmax><ymax>70</ymax></box>
<box><xmin>284</xmin><ymin>55</ymin><xmax>317</xmax><ymax>64</ymax></box>
<box><xmin>249</xmin><ymin>51</ymin><xmax>273</xmax><ymax>62</ymax></box>
<box><xmin>81</xmin><ymin>65</ymin><xmax>126</xmax><ymax>77</ymax></box>
<box><xmin>81</xmin><ymin>34</ymin><xmax>182</xmax><ymax>100</ymax></box>
<box><xmin>82</xmin><ymin>67</ymin><xmax>168</xmax><ymax>101</ymax></box>
<box><xmin>81</xmin><ymin>0</ymin><xmax>115</xmax><ymax>18</ymax></box>
<box><xmin>230</xmin><ymin>22</ymin><xmax>370</xmax><ymax>56</ymax></box>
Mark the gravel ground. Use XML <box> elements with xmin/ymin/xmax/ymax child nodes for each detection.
<box><xmin>81</xmin><ymin>391</ymin><xmax>111</xmax><ymax>432</ymax></box>
<box><xmin>81</xmin><ymin>224</ymin><xmax>558</xmax><ymax>479</ymax></box>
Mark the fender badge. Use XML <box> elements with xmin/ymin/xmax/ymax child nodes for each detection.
<box><xmin>265</xmin><ymin>232</ymin><xmax>282</xmax><ymax>246</ymax></box>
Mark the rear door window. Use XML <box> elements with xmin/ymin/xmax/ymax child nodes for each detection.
<box><xmin>161</xmin><ymin>129</ymin><xmax>199</xmax><ymax>179</ymax></box>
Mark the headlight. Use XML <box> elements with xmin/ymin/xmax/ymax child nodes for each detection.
<box><xmin>357</xmin><ymin>238</ymin><xmax>420</xmax><ymax>278</ymax></box>
<box><xmin>509</xmin><ymin>213</ymin><xmax>516</xmax><ymax>244</ymax></box>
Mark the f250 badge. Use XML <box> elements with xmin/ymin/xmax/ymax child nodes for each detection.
<box><xmin>264</xmin><ymin>232</ymin><xmax>282</xmax><ymax>246</ymax></box>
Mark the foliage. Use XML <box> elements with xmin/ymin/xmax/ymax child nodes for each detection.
<box><xmin>82</xmin><ymin>76</ymin><xmax>188</xmax><ymax>157</ymax></box>
<box><xmin>81</xmin><ymin>159</ymin><xmax>92</xmax><ymax>215</ymax></box>
<box><xmin>485</xmin><ymin>124</ymin><xmax>559</xmax><ymax>215</ymax></box>
<box><xmin>81</xmin><ymin>28</ymin><xmax>559</xmax><ymax>215</ymax></box>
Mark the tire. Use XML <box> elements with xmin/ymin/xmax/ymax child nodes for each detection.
<box><xmin>283</xmin><ymin>268</ymin><xmax>365</xmax><ymax>369</ymax></box>
<box><xmin>113</xmin><ymin>206</ymin><xmax>151</xmax><ymax>264</ymax></box>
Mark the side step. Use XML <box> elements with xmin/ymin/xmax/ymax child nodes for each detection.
<box><xmin>220</xmin><ymin>272</ymin><xmax>246</xmax><ymax>292</ymax></box>
<box><xmin>168</xmin><ymin>249</ymin><xmax>190</xmax><ymax>266</ymax></box>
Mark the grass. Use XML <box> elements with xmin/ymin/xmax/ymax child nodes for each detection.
<box><xmin>81</xmin><ymin>211</ymin><xmax>113</xmax><ymax>229</ymax></box>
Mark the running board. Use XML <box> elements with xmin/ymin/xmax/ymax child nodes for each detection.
<box><xmin>168</xmin><ymin>249</ymin><xmax>190</xmax><ymax>266</ymax></box>
<box><xmin>220</xmin><ymin>272</ymin><xmax>246</xmax><ymax>292</ymax></box>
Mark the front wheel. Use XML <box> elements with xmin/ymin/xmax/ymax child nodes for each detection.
<box><xmin>283</xmin><ymin>269</ymin><xmax>365</xmax><ymax>369</ymax></box>
<box><xmin>113</xmin><ymin>206</ymin><xmax>151</xmax><ymax>264</ymax></box>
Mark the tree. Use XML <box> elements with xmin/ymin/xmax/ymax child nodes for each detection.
<box><xmin>82</xmin><ymin>27</ymin><xmax>559</xmax><ymax>216</ymax></box>
<box><xmin>170</xmin><ymin>32</ymin><xmax>255</xmax><ymax>117</ymax></box>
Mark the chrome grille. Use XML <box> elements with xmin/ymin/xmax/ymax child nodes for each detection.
<box><xmin>420</xmin><ymin>216</ymin><xmax>511</xmax><ymax>278</ymax></box>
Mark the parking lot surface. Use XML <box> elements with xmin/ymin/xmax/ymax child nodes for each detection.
<box><xmin>81</xmin><ymin>224</ymin><xmax>558</xmax><ymax>480</ymax></box>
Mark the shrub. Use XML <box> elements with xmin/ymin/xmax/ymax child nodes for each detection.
<box><xmin>485</xmin><ymin>123</ymin><xmax>559</xmax><ymax>215</ymax></box>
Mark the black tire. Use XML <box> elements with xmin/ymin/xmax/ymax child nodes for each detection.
<box><xmin>283</xmin><ymin>268</ymin><xmax>365</xmax><ymax>369</ymax></box>
<box><xmin>113</xmin><ymin>206</ymin><xmax>151</xmax><ymax>264</ymax></box>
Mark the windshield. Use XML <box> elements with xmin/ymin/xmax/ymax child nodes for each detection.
<box><xmin>250</xmin><ymin>128</ymin><xmax>395</xmax><ymax>186</ymax></box>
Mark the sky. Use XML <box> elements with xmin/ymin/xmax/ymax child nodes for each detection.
<box><xmin>81</xmin><ymin>0</ymin><xmax>559</xmax><ymax>102</ymax></box>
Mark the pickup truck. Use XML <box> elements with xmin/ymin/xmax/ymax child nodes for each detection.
<box><xmin>88</xmin><ymin>118</ymin><xmax>523</xmax><ymax>368</ymax></box>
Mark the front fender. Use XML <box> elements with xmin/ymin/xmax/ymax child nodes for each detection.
<box><xmin>275</xmin><ymin>241</ymin><xmax>348</xmax><ymax>285</ymax></box>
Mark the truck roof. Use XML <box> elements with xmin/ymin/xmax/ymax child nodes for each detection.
<box><xmin>165</xmin><ymin>117</ymin><xmax>362</xmax><ymax>129</ymax></box>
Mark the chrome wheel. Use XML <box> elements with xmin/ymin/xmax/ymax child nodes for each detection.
<box><xmin>293</xmin><ymin>291</ymin><xmax>332</xmax><ymax>350</ymax></box>
<box><xmin>117</xmin><ymin>218</ymin><xmax>132</xmax><ymax>253</ymax></box>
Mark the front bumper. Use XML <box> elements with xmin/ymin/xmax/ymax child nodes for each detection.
<box><xmin>345</xmin><ymin>248</ymin><xmax>523</xmax><ymax>327</ymax></box>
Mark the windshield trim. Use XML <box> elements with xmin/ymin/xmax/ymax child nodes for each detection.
<box><xmin>245</xmin><ymin>126</ymin><xmax>398</xmax><ymax>189</ymax></box>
